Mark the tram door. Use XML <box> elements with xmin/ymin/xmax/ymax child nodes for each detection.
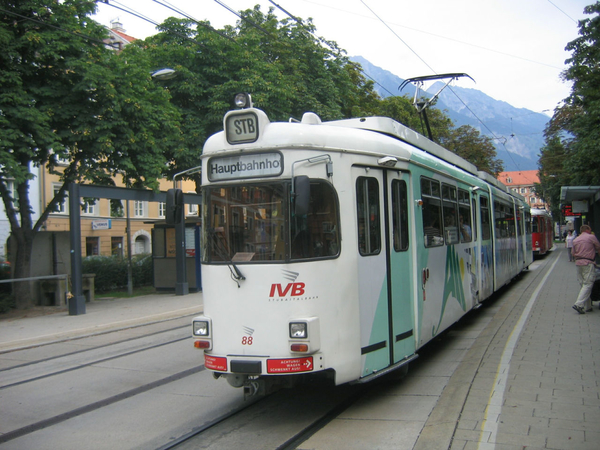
<box><xmin>354</xmin><ymin>167</ymin><xmax>415</xmax><ymax>378</ymax></box>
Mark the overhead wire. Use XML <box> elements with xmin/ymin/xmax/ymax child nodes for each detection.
<box><xmin>359</xmin><ymin>0</ymin><xmax>522</xmax><ymax>171</ymax></box>
<box><xmin>101</xmin><ymin>0</ymin><xmax>227</xmax><ymax>51</ymax></box>
<box><xmin>152</xmin><ymin>0</ymin><xmax>238</xmax><ymax>44</ymax></box>
<box><xmin>107</xmin><ymin>0</ymin><xmax>157</xmax><ymax>30</ymax></box>
<box><xmin>267</xmin><ymin>0</ymin><xmax>396</xmax><ymax>98</ymax></box>
<box><xmin>298</xmin><ymin>0</ymin><xmax>563</xmax><ymax>72</ymax></box>
<box><xmin>102</xmin><ymin>0</ymin><xmax>535</xmax><ymax>170</ymax></box>
<box><xmin>546</xmin><ymin>0</ymin><xmax>578</xmax><ymax>24</ymax></box>
<box><xmin>359</xmin><ymin>0</ymin><xmax>436</xmax><ymax>74</ymax></box>
<box><xmin>212</xmin><ymin>0</ymin><xmax>274</xmax><ymax>38</ymax></box>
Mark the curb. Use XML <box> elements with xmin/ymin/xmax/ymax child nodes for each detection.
<box><xmin>0</xmin><ymin>306</ymin><xmax>202</xmax><ymax>353</ymax></box>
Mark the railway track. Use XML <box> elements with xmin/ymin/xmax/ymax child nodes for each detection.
<box><xmin>0</xmin><ymin>257</ymin><xmax>556</xmax><ymax>449</ymax></box>
<box><xmin>0</xmin><ymin>319</ymin><xmax>194</xmax><ymax>389</ymax></box>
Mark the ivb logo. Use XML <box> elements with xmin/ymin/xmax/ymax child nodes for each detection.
<box><xmin>269</xmin><ymin>283</ymin><xmax>305</xmax><ymax>297</ymax></box>
<box><xmin>269</xmin><ymin>270</ymin><xmax>306</xmax><ymax>299</ymax></box>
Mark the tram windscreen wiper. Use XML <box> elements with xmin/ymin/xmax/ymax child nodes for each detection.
<box><xmin>207</xmin><ymin>228</ymin><xmax>246</xmax><ymax>287</ymax></box>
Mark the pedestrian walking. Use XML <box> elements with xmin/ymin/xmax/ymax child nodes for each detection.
<box><xmin>566</xmin><ymin>230</ymin><xmax>576</xmax><ymax>261</ymax></box>
<box><xmin>572</xmin><ymin>225</ymin><xmax>600</xmax><ymax>314</ymax></box>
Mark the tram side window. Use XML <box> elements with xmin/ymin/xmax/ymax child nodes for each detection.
<box><xmin>442</xmin><ymin>184</ymin><xmax>459</xmax><ymax>244</ymax></box>
<box><xmin>532</xmin><ymin>217</ymin><xmax>539</xmax><ymax>233</ymax></box>
<box><xmin>494</xmin><ymin>201</ymin><xmax>515</xmax><ymax>238</ymax></box>
<box><xmin>480</xmin><ymin>197</ymin><xmax>491</xmax><ymax>240</ymax></box>
<box><xmin>508</xmin><ymin>205</ymin><xmax>515</xmax><ymax>236</ymax></box>
<box><xmin>525</xmin><ymin>212</ymin><xmax>531</xmax><ymax>234</ymax></box>
<box><xmin>356</xmin><ymin>177</ymin><xmax>381</xmax><ymax>255</ymax></box>
<box><xmin>421</xmin><ymin>177</ymin><xmax>443</xmax><ymax>247</ymax></box>
<box><xmin>458</xmin><ymin>189</ymin><xmax>472</xmax><ymax>242</ymax></box>
<box><xmin>392</xmin><ymin>179</ymin><xmax>409</xmax><ymax>251</ymax></box>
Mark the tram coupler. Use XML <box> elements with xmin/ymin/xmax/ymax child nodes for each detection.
<box><xmin>243</xmin><ymin>379</ymin><xmax>263</xmax><ymax>397</ymax></box>
<box><xmin>243</xmin><ymin>377</ymin><xmax>281</xmax><ymax>398</ymax></box>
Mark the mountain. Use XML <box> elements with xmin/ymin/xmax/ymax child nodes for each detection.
<box><xmin>351</xmin><ymin>56</ymin><xmax>548</xmax><ymax>171</ymax></box>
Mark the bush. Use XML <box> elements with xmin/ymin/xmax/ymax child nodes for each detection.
<box><xmin>82</xmin><ymin>254</ymin><xmax>153</xmax><ymax>292</ymax></box>
<box><xmin>132</xmin><ymin>254</ymin><xmax>153</xmax><ymax>288</ymax></box>
<box><xmin>0</xmin><ymin>261</ymin><xmax>15</xmax><ymax>313</ymax></box>
<box><xmin>0</xmin><ymin>292</ymin><xmax>15</xmax><ymax>314</ymax></box>
<box><xmin>0</xmin><ymin>260</ymin><xmax>11</xmax><ymax>295</ymax></box>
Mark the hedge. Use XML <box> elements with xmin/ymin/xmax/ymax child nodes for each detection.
<box><xmin>82</xmin><ymin>254</ymin><xmax>153</xmax><ymax>292</ymax></box>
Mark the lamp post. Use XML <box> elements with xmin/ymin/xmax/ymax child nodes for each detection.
<box><xmin>126</xmin><ymin>195</ymin><xmax>133</xmax><ymax>296</ymax></box>
<box><xmin>150</xmin><ymin>68</ymin><xmax>190</xmax><ymax>295</ymax></box>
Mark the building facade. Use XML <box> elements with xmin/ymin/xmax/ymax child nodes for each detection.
<box><xmin>41</xmin><ymin>167</ymin><xmax>199</xmax><ymax>259</ymax></box>
<box><xmin>497</xmin><ymin>170</ymin><xmax>549</xmax><ymax>210</ymax></box>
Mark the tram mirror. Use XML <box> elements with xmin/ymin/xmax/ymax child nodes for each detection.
<box><xmin>294</xmin><ymin>176</ymin><xmax>310</xmax><ymax>216</ymax></box>
<box><xmin>166</xmin><ymin>188</ymin><xmax>184</xmax><ymax>225</ymax></box>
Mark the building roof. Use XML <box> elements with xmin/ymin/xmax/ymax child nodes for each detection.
<box><xmin>103</xmin><ymin>20</ymin><xmax>137</xmax><ymax>52</ymax></box>
<box><xmin>498</xmin><ymin>170</ymin><xmax>539</xmax><ymax>187</ymax></box>
<box><xmin>110</xmin><ymin>29</ymin><xmax>136</xmax><ymax>44</ymax></box>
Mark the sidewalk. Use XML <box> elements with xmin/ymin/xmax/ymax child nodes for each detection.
<box><xmin>448</xmin><ymin>246</ymin><xmax>600</xmax><ymax>449</ymax></box>
<box><xmin>299</xmin><ymin>246</ymin><xmax>600</xmax><ymax>450</ymax></box>
<box><xmin>0</xmin><ymin>291</ymin><xmax>203</xmax><ymax>353</ymax></box>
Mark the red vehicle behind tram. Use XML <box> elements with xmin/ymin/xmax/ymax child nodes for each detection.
<box><xmin>531</xmin><ymin>209</ymin><xmax>553</xmax><ymax>257</ymax></box>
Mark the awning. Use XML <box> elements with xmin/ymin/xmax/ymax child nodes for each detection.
<box><xmin>560</xmin><ymin>186</ymin><xmax>600</xmax><ymax>203</ymax></box>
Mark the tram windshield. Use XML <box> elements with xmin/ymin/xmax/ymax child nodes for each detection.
<box><xmin>202</xmin><ymin>181</ymin><xmax>340</xmax><ymax>263</ymax></box>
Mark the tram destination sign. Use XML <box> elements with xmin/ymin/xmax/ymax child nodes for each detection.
<box><xmin>208</xmin><ymin>152</ymin><xmax>283</xmax><ymax>181</ymax></box>
<box><xmin>225</xmin><ymin>111</ymin><xmax>259</xmax><ymax>144</ymax></box>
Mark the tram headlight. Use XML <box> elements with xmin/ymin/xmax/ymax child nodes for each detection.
<box><xmin>193</xmin><ymin>319</ymin><xmax>210</xmax><ymax>337</ymax></box>
<box><xmin>289</xmin><ymin>318</ymin><xmax>320</xmax><ymax>354</ymax></box>
<box><xmin>290</xmin><ymin>322</ymin><xmax>307</xmax><ymax>339</ymax></box>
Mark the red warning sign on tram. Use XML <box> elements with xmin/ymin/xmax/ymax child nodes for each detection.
<box><xmin>267</xmin><ymin>357</ymin><xmax>314</xmax><ymax>373</ymax></box>
<box><xmin>204</xmin><ymin>355</ymin><xmax>227</xmax><ymax>372</ymax></box>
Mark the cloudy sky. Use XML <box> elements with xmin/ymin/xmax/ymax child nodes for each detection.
<box><xmin>94</xmin><ymin>0</ymin><xmax>591</xmax><ymax>114</ymax></box>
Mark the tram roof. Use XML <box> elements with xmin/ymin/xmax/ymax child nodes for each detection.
<box><xmin>325</xmin><ymin>116</ymin><xmax>510</xmax><ymax>194</ymax></box>
<box><xmin>204</xmin><ymin>108</ymin><xmax>512</xmax><ymax>195</ymax></box>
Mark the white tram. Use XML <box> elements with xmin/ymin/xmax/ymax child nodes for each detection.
<box><xmin>192</xmin><ymin>94</ymin><xmax>533</xmax><ymax>394</ymax></box>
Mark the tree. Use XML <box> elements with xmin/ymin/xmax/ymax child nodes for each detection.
<box><xmin>375</xmin><ymin>96</ymin><xmax>502</xmax><ymax>175</ymax></box>
<box><xmin>137</xmin><ymin>6</ymin><xmax>382</xmax><ymax>190</ymax></box>
<box><xmin>0</xmin><ymin>0</ymin><xmax>182</xmax><ymax>309</ymax></box>
<box><xmin>377</xmin><ymin>95</ymin><xmax>454</xmax><ymax>140</ymax></box>
<box><xmin>440</xmin><ymin>125</ymin><xmax>504</xmax><ymax>177</ymax></box>
<box><xmin>538</xmin><ymin>1</ymin><xmax>600</xmax><ymax>207</ymax></box>
<box><xmin>536</xmin><ymin>106</ymin><xmax>574</xmax><ymax>217</ymax></box>
<box><xmin>559</xmin><ymin>1</ymin><xmax>600</xmax><ymax>186</ymax></box>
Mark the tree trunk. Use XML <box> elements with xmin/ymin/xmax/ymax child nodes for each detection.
<box><xmin>11</xmin><ymin>229</ymin><xmax>35</xmax><ymax>310</ymax></box>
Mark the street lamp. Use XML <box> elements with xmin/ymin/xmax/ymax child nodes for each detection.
<box><xmin>151</xmin><ymin>68</ymin><xmax>177</xmax><ymax>81</ymax></box>
<box><xmin>150</xmin><ymin>68</ymin><xmax>195</xmax><ymax>296</ymax></box>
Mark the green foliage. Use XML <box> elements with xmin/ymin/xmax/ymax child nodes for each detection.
<box><xmin>82</xmin><ymin>254</ymin><xmax>153</xmax><ymax>292</ymax></box>
<box><xmin>0</xmin><ymin>1</ymin><xmax>504</xmax><ymax>311</ymax></box>
<box><xmin>440</xmin><ymin>125</ymin><xmax>504</xmax><ymax>176</ymax></box>
<box><xmin>537</xmin><ymin>134</ymin><xmax>570</xmax><ymax>218</ymax></box>
<box><xmin>0</xmin><ymin>0</ymin><xmax>182</xmax><ymax>308</ymax></box>
<box><xmin>0</xmin><ymin>293</ymin><xmax>15</xmax><ymax>314</ymax></box>
<box><xmin>0</xmin><ymin>261</ymin><xmax>13</xmax><ymax>313</ymax></box>
<box><xmin>0</xmin><ymin>260</ymin><xmax>13</xmax><ymax>312</ymax></box>
<box><xmin>138</xmin><ymin>6</ymin><xmax>382</xmax><ymax>188</ymax></box>
<box><xmin>539</xmin><ymin>1</ymin><xmax>600</xmax><ymax>207</ymax></box>
<box><xmin>375</xmin><ymin>96</ymin><xmax>501</xmax><ymax>174</ymax></box>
